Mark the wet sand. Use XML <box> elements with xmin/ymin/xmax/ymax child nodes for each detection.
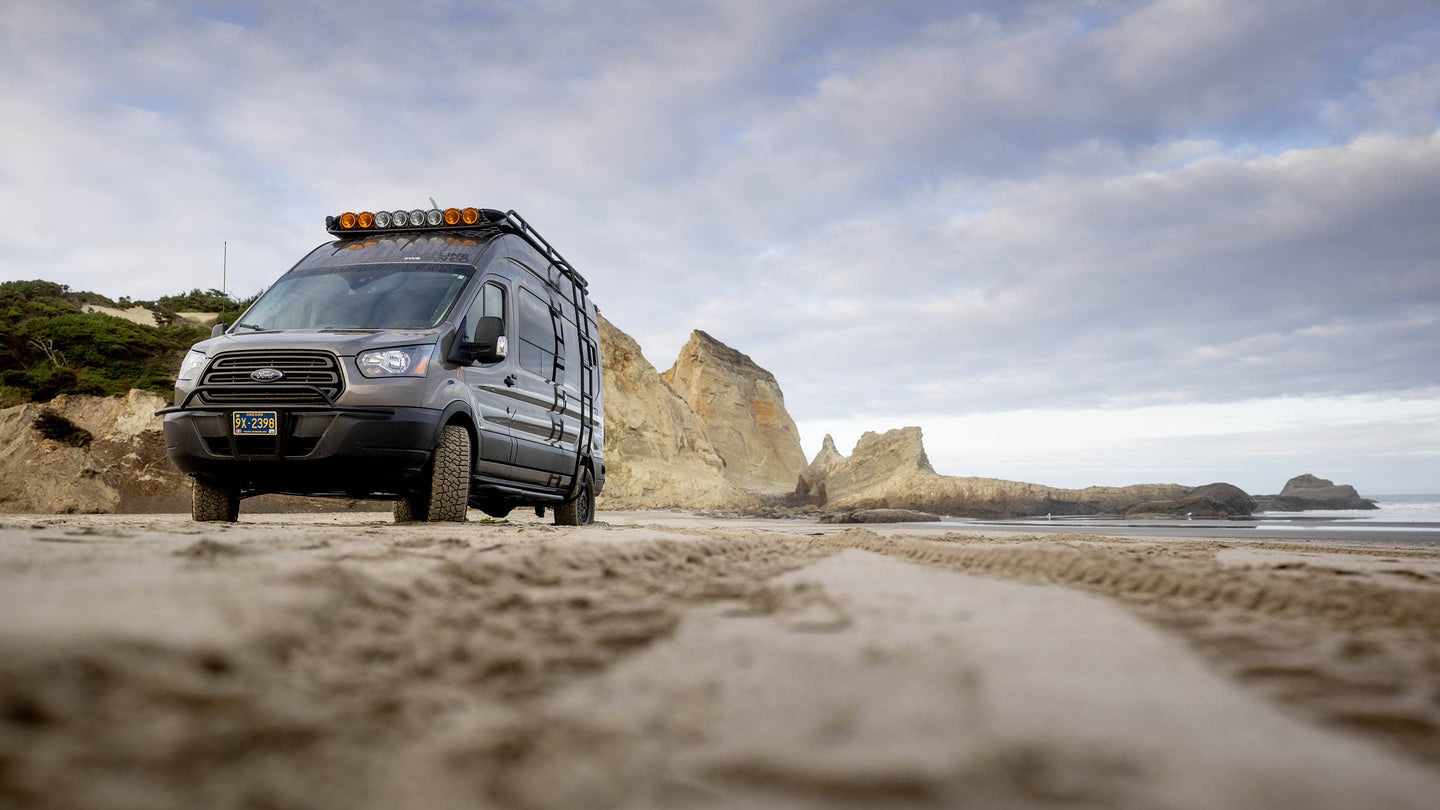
<box><xmin>2</xmin><ymin>510</ymin><xmax>1438</xmax><ymax>809</ymax></box>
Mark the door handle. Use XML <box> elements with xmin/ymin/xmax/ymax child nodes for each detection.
<box><xmin>504</xmin><ymin>374</ymin><xmax>517</xmax><ymax>387</ymax></box>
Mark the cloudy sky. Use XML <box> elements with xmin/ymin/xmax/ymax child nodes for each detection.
<box><xmin>3</xmin><ymin>0</ymin><xmax>1437</xmax><ymax>494</ymax></box>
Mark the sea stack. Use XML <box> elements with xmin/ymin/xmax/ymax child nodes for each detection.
<box><xmin>1253</xmin><ymin>474</ymin><xmax>1378</xmax><ymax>511</ymax></box>
<box><xmin>660</xmin><ymin>330</ymin><xmax>808</xmax><ymax>495</ymax></box>
<box><xmin>597</xmin><ymin>316</ymin><xmax>750</xmax><ymax>509</ymax></box>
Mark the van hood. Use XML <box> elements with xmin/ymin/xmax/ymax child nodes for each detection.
<box><xmin>190</xmin><ymin>327</ymin><xmax>449</xmax><ymax>357</ymax></box>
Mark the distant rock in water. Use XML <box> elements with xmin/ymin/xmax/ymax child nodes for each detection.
<box><xmin>801</xmin><ymin>426</ymin><xmax>1191</xmax><ymax>518</ymax></box>
<box><xmin>660</xmin><ymin>330</ymin><xmax>808</xmax><ymax>495</ymax></box>
<box><xmin>818</xmin><ymin>508</ymin><xmax>941</xmax><ymax>524</ymax></box>
<box><xmin>1253</xmin><ymin>474</ymin><xmax>1378</xmax><ymax>512</ymax></box>
<box><xmin>1126</xmin><ymin>483</ymin><xmax>1257</xmax><ymax>518</ymax></box>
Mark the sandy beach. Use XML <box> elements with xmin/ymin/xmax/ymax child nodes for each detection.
<box><xmin>2</xmin><ymin>510</ymin><xmax>1439</xmax><ymax>809</ymax></box>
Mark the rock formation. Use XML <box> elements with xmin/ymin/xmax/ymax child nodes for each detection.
<box><xmin>805</xmin><ymin>434</ymin><xmax>845</xmax><ymax>484</ymax></box>
<box><xmin>803</xmin><ymin>427</ymin><xmax>1193</xmax><ymax>518</ymax></box>
<box><xmin>598</xmin><ymin>316</ymin><xmax>751</xmax><ymax>509</ymax></box>
<box><xmin>818</xmin><ymin>508</ymin><xmax>941</xmax><ymax>524</ymax></box>
<box><xmin>1126</xmin><ymin>483</ymin><xmax>1257</xmax><ymax>518</ymax></box>
<box><xmin>1253</xmin><ymin>474</ymin><xmax>1378</xmax><ymax>512</ymax></box>
<box><xmin>0</xmin><ymin>390</ymin><xmax>188</xmax><ymax>513</ymax></box>
<box><xmin>660</xmin><ymin>330</ymin><xmax>808</xmax><ymax>495</ymax></box>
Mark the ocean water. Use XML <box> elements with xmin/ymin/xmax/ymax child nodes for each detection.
<box><xmin>1259</xmin><ymin>493</ymin><xmax>1440</xmax><ymax>523</ymax></box>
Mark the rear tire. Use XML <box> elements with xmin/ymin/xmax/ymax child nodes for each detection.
<box><xmin>554</xmin><ymin>468</ymin><xmax>594</xmax><ymax>526</ymax></box>
<box><xmin>424</xmin><ymin>424</ymin><xmax>471</xmax><ymax>522</ymax></box>
<box><xmin>393</xmin><ymin>495</ymin><xmax>426</xmax><ymax>523</ymax></box>
<box><xmin>192</xmin><ymin>476</ymin><xmax>239</xmax><ymax>522</ymax></box>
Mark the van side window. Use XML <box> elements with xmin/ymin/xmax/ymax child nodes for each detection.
<box><xmin>467</xmin><ymin>282</ymin><xmax>505</xmax><ymax>342</ymax></box>
<box><xmin>517</xmin><ymin>287</ymin><xmax>556</xmax><ymax>379</ymax></box>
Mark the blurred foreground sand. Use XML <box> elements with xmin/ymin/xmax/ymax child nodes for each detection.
<box><xmin>2</xmin><ymin>510</ymin><xmax>1438</xmax><ymax>809</ymax></box>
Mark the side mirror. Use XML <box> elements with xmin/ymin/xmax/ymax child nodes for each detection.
<box><xmin>211</xmin><ymin>323</ymin><xmax>227</xmax><ymax>337</ymax></box>
<box><xmin>454</xmin><ymin>317</ymin><xmax>507</xmax><ymax>364</ymax></box>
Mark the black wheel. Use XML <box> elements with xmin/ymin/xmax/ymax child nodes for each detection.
<box><xmin>192</xmin><ymin>476</ymin><xmax>239</xmax><ymax>522</ymax></box>
<box><xmin>554</xmin><ymin>468</ymin><xmax>594</xmax><ymax>526</ymax></box>
<box><xmin>420</xmin><ymin>424</ymin><xmax>471</xmax><ymax>522</ymax></box>
<box><xmin>395</xmin><ymin>425</ymin><xmax>470</xmax><ymax>523</ymax></box>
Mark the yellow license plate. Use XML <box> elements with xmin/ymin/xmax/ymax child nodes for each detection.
<box><xmin>232</xmin><ymin>411</ymin><xmax>278</xmax><ymax>435</ymax></box>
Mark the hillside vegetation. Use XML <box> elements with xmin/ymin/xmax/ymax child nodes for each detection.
<box><xmin>0</xmin><ymin>280</ymin><xmax>257</xmax><ymax>406</ymax></box>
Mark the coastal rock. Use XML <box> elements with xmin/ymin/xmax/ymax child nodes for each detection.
<box><xmin>598</xmin><ymin>316</ymin><xmax>751</xmax><ymax>509</ymax></box>
<box><xmin>1254</xmin><ymin>474</ymin><xmax>1378</xmax><ymax>512</ymax></box>
<box><xmin>805</xmin><ymin>434</ymin><xmax>846</xmax><ymax>484</ymax></box>
<box><xmin>0</xmin><ymin>390</ymin><xmax>187</xmax><ymax>513</ymax></box>
<box><xmin>660</xmin><ymin>330</ymin><xmax>807</xmax><ymax>495</ymax></box>
<box><xmin>818</xmin><ymin>508</ymin><xmax>941</xmax><ymax>524</ymax></box>
<box><xmin>808</xmin><ymin>427</ymin><xmax>1190</xmax><ymax>518</ymax></box>
<box><xmin>1128</xmin><ymin>483</ymin><xmax>1257</xmax><ymax>518</ymax></box>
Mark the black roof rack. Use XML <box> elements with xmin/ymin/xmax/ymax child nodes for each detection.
<box><xmin>483</xmin><ymin>208</ymin><xmax>590</xmax><ymax>292</ymax></box>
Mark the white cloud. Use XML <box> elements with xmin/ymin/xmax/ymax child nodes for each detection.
<box><xmin>2</xmin><ymin>0</ymin><xmax>1438</xmax><ymax>490</ymax></box>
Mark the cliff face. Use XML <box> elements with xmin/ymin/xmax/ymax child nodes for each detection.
<box><xmin>0</xmin><ymin>390</ymin><xmax>188</xmax><ymax>514</ymax></box>
<box><xmin>660</xmin><ymin>330</ymin><xmax>808</xmax><ymax>495</ymax></box>
<box><xmin>598</xmin><ymin>317</ymin><xmax>751</xmax><ymax>509</ymax></box>
<box><xmin>805</xmin><ymin>427</ymin><xmax>1192</xmax><ymax>518</ymax></box>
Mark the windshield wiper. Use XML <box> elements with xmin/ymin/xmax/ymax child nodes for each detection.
<box><xmin>318</xmin><ymin>327</ymin><xmax>384</xmax><ymax>333</ymax></box>
<box><xmin>232</xmin><ymin>323</ymin><xmax>270</xmax><ymax>332</ymax></box>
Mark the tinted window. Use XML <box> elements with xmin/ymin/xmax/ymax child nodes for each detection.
<box><xmin>466</xmin><ymin>282</ymin><xmax>506</xmax><ymax>342</ymax></box>
<box><xmin>517</xmin><ymin>287</ymin><xmax>556</xmax><ymax>379</ymax></box>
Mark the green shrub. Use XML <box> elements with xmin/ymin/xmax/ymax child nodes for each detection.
<box><xmin>0</xmin><ymin>279</ymin><xmax>213</xmax><ymax>402</ymax></box>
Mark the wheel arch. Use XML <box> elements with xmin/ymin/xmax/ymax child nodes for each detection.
<box><xmin>434</xmin><ymin>401</ymin><xmax>479</xmax><ymax>466</ymax></box>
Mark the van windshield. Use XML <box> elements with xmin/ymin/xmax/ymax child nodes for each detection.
<box><xmin>234</xmin><ymin>263</ymin><xmax>473</xmax><ymax>332</ymax></box>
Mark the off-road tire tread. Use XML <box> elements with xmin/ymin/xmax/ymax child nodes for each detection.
<box><xmin>393</xmin><ymin>495</ymin><xmax>426</xmax><ymax>523</ymax></box>
<box><xmin>426</xmin><ymin>424</ymin><xmax>471</xmax><ymax>522</ymax></box>
<box><xmin>192</xmin><ymin>477</ymin><xmax>239</xmax><ymax>522</ymax></box>
<box><xmin>554</xmin><ymin>468</ymin><xmax>594</xmax><ymax>526</ymax></box>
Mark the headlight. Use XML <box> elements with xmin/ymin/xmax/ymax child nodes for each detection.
<box><xmin>177</xmin><ymin>350</ymin><xmax>206</xmax><ymax>382</ymax></box>
<box><xmin>357</xmin><ymin>345</ymin><xmax>433</xmax><ymax>378</ymax></box>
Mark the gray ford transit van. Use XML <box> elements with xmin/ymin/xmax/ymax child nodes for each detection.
<box><xmin>160</xmin><ymin>206</ymin><xmax>604</xmax><ymax>525</ymax></box>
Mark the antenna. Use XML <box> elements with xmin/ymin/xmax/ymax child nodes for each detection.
<box><xmin>428</xmin><ymin>196</ymin><xmax>440</xmax><ymax>210</ymax></box>
<box><xmin>222</xmin><ymin>241</ymin><xmax>227</xmax><ymax>297</ymax></box>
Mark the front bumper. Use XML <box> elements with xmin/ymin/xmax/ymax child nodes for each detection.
<box><xmin>162</xmin><ymin>405</ymin><xmax>444</xmax><ymax>498</ymax></box>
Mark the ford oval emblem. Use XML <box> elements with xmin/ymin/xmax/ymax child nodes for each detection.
<box><xmin>250</xmin><ymin>368</ymin><xmax>284</xmax><ymax>382</ymax></box>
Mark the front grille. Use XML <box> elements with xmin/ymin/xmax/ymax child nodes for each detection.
<box><xmin>198</xmin><ymin>351</ymin><xmax>343</xmax><ymax>405</ymax></box>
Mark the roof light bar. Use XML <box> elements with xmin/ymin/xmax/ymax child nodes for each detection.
<box><xmin>322</xmin><ymin>205</ymin><xmax>591</xmax><ymax>290</ymax></box>
<box><xmin>325</xmin><ymin>206</ymin><xmax>507</xmax><ymax>235</ymax></box>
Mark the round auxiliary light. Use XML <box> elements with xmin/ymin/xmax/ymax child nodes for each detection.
<box><xmin>443</xmin><ymin>207</ymin><xmax>461</xmax><ymax>226</ymax></box>
<box><xmin>391</xmin><ymin>210</ymin><xmax>408</xmax><ymax>227</ymax></box>
<box><xmin>373</xmin><ymin>210</ymin><xmax>391</xmax><ymax>228</ymax></box>
<box><xmin>426</xmin><ymin>208</ymin><xmax>443</xmax><ymax>226</ymax></box>
<box><xmin>338</xmin><ymin>212</ymin><xmax>358</xmax><ymax>229</ymax></box>
<box><xmin>461</xmin><ymin>207</ymin><xmax>480</xmax><ymax>225</ymax></box>
<box><xmin>408</xmin><ymin>209</ymin><xmax>426</xmax><ymax>227</ymax></box>
<box><xmin>357</xmin><ymin>211</ymin><xmax>374</xmax><ymax>229</ymax></box>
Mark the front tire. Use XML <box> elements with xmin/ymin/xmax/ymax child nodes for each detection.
<box><xmin>415</xmin><ymin>423</ymin><xmax>471</xmax><ymax>523</ymax></box>
<box><xmin>554</xmin><ymin>468</ymin><xmax>594</xmax><ymax>526</ymax></box>
<box><xmin>396</xmin><ymin>424</ymin><xmax>471</xmax><ymax>523</ymax></box>
<box><xmin>192</xmin><ymin>476</ymin><xmax>239</xmax><ymax>522</ymax></box>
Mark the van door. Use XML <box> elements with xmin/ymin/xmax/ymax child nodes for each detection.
<box><xmin>457</xmin><ymin>278</ymin><xmax>516</xmax><ymax>475</ymax></box>
<box><xmin>508</xmin><ymin>278</ymin><xmax>573</xmax><ymax>487</ymax></box>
